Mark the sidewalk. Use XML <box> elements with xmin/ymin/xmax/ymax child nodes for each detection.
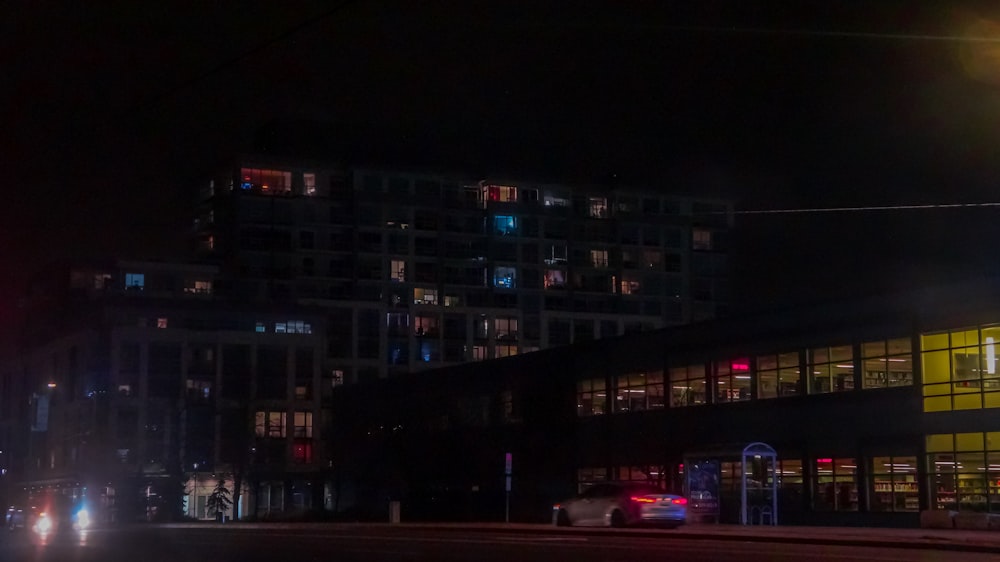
<box><xmin>411</xmin><ymin>521</ymin><xmax>1000</xmax><ymax>553</ymax></box>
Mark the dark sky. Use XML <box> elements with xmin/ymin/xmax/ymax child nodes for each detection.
<box><xmin>4</xmin><ymin>1</ymin><xmax>1000</xmax><ymax>320</ymax></box>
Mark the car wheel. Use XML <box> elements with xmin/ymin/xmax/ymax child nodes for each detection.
<box><xmin>555</xmin><ymin>509</ymin><xmax>571</xmax><ymax>527</ymax></box>
<box><xmin>609</xmin><ymin>510</ymin><xmax>626</xmax><ymax>528</ymax></box>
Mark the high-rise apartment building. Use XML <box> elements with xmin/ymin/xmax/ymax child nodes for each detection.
<box><xmin>1</xmin><ymin>260</ymin><xmax>331</xmax><ymax>522</ymax></box>
<box><xmin>195</xmin><ymin>156</ymin><xmax>733</xmax><ymax>383</ymax></box>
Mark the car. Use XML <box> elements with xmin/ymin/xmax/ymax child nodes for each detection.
<box><xmin>552</xmin><ymin>482</ymin><xmax>687</xmax><ymax>528</ymax></box>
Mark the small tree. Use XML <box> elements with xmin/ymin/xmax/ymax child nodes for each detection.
<box><xmin>206</xmin><ymin>478</ymin><xmax>232</xmax><ymax>521</ymax></box>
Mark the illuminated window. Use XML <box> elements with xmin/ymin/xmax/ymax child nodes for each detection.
<box><xmin>184</xmin><ymin>280</ymin><xmax>212</xmax><ymax>294</ymax></box>
<box><xmin>125</xmin><ymin>273</ymin><xmax>145</xmax><ymax>290</ymax></box>
<box><xmin>862</xmin><ymin>338</ymin><xmax>913</xmax><ymax>389</ymax></box>
<box><xmin>613</xmin><ymin>371</ymin><xmax>665</xmax><ymax>412</ymax></box>
<box><xmin>390</xmin><ymin>260</ymin><xmax>406</xmax><ymax>282</ymax></box>
<box><xmin>419</xmin><ymin>340</ymin><xmax>440</xmax><ymax>362</ymax></box>
<box><xmin>414</xmin><ymin>287</ymin><xmax>438</xmax><ymax>305</ymax></box>
<box><xmin>494</xmin><ymin>317</ymin><xmax>518</xmax><ymax>341</ymax></box>
<box><xmin>543</xmin><ymin>269</ymin><xmax>565</xmax><ymax>289</ymax></box>
<box><xmin>293</xmin><ymin>411</ymin><xmax>313</xmax><ymax>438</ymax></box>
<box><xmin>713</xmin><ymin>359</ymin><xmax>751</xmax><ymax>403</ymax></box>
<box><xmin>255</xmin><ymin>322</ymin><xmax>266</xmax><ymax>333</ymax></box>
<box><xmin>414</xmin><ymin>315</ymin><xmax>439</xmax><ymax>337</ymax></box>
<box><xmin>669</xmin><ymin>365</ymin><xmax>707</xmax><ymax>406</ymax></box>
<box><xmin>588</xmin><ymin>197</ymin><xmax>608</xmax><ymax>218</ymax></box>
<box><xmin>926</xmin><ymin>432</ymin><xmax>1000</xmax><ymax>512</ymax></box>
<box><xmin>494</xmin><ymin>215</ymin><xmax>518</xmax><ymax>236</ymax></box>
<box><xmin>813</xmin><ymin>457</ymin><xmax>858</xmax><ymax>511</ymax></box>
<box><xmin>156</xmin><ymin>318</ymin><xmax>168</xmax><ymax>329</ymax></box>
<box><xmin>239</xmin><ymin>168</ymin><xmax>292</xmax><ymax>194</ymax></box>
<box><xmin>619</xmin><ymin>277</ymin><xmax>641</xmax><ymax>295</ymax></box>
<box><xmin>275</xmin><ymin>323</ymin><xmax>287</xmax><ymax>334</ymax></box>
<box><xmin>692</xmin><ymin>228</ymin><xmax>712</xmax><ymax>250</ymax></box>
<box><xmin>443</xmin><ymin>294</ymin><xmax>462</xmax><ymax>307</ymax></box>
<box><xmin>577</xmin><ymin>378</ymin><xmax>607</xmax><ymax>416</ymax></box>
<box><xmin>494</xmin><ymin>267</ymin><xmax>516</xmax><ymax>289</ymax></box>
<box><xmin>590</xmin><ymin>250</ymin><xmax>608</xmax><ymax>267</ymax></box>
<box><xmin>293</xmin><ymin>442</ymin><xmax>313</xmax><ymax>464</ymax></box>
<box><xmin>472</xmin><ymin>345</ymin><xmax>487</xmax><ymax>361</ymax></box>
<box><xmin>870</xmin><ymin>455</ymin><xmax>919</xmax><ymax>512</ymax></box>
<box><xmin>808</xmin><ymin>345</ymin><xmax>853</xmax><ymax>394</ymax></box>
<box><xmin>303</xmin><ymin>173</ymin><xmax>316</xmax><ymax>196</ymax></box>
<box><xmin>757</xmin><ymin>352</ymin><xmax>801</xmax><ymax>398</ymax></box>
<box><xmin>485</xmin><ymin>184</ymin><xmax>518</xmax><ymax>202</ymax></box>
<box><xmin>922</xmin><ymin>326</ymin><xmax>1000</xmax><ymax>412</ymax></box>
<box><xmin>543</xmin><ymin>191</ymin><xmax>570</xmax><ymax>207</ymax></box>
<box><xmin>254</xmin><ymin>411</ymin><xmax>286</xmax><ymax>438</ymax></box>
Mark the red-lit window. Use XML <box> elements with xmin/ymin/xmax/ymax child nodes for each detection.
<box><xmin>293</xmin><ymin>441</ymin><xmax>313</xmax><ymax>464</ymax></box>
<box><xmin>485</xmin><ymin>184</ymin><xmax>517</xmax><ymax>202</ymax></box>
<box><xmin>713</xmin><ymin>358</ymin><xmax>751</xmax><ymax>403</ymax></box>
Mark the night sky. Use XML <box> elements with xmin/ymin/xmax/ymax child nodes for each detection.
<box><xmin>5</xmin><ymin>2</ymin><xmax>1000</xmax><ymax>333</ymax></box>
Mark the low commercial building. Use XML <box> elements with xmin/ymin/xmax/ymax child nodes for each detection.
<box><xmin>328</xmin><ymin>277</ymin><xmax>1000</xmax><ymax>527</ymax></box>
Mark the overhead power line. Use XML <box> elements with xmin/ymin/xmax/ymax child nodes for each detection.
<box><xmin>735</xmin><ymin>202</ymin><xmax>1000</xmax><ymax>215</ymax></box>
<box><xmin>669</xmin><ymin>25</ymin><xmax>1000</xmax><ymax>44</ymax></box>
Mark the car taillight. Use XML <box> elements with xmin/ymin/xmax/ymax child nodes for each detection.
<box><xmin>630</xmin><ymin>496</ymin><xmax>655</xmax><ymax>503</ymax></box>
<box><xmin>672</xmin><ymin>498</ymin><xmax>688</xmax><ymax>505</ymax></box>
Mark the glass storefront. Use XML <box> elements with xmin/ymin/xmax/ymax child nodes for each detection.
<box><xmin>927</xmin><ymin>432</ymin><xmax>1000</xmax><ymax>512</ymax></box>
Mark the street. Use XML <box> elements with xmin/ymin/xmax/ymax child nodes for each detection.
<box><xmin>0</xmin><ymin>524</ymin><xmax>995</xmax><ymax>562</ymax></box>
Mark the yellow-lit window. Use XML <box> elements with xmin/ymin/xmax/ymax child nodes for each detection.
<box><xmin>921</xmin><ymin>326</ymin><xmax>1000</xmax><ymax>412</ymax></box>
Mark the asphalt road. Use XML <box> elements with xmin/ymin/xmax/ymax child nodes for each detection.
<box><xmin>0</xmin><ymin>524</ymin><xmax>994</xmax><ymax>562</ymax></box>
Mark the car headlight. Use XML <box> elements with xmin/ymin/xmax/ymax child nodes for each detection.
<box><xmin>34</xmin><ymin>514</ymin><xmax>52</xmax><ymax>534</ymax></box>
<box><xmin>76</xmin><ymin>508</ymin><xmax>90</xmax><ymax>529</ymax></box>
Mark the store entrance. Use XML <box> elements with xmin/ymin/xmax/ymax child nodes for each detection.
<box><xmin>683</xmin><ymin>442</ymin><xmax>779</xmax><ymax>525</ymax></box>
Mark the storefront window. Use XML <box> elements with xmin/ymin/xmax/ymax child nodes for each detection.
<box><xmin>862</xmin><ymin>338</ymin><xmax>913</xmax><ymax>389</ymax></box>
<box><xmin>577</xmin><ymin>378</ymin><xmax>607</xmax><ymax>416</ymax></box>
<box><xmin>669</xmin><ymin>364</ymin><xmax>707</xmax><ymax>407</ymax></box>
<box><xmin>922</xmin><ymin>326</ymin><xmax>1000</xmax><ymax>412</ymax></box>
<box><xmin>614</xmin><ymin>371</ymin><xmax>665</xmax><ymax>412</ymax></box>
<box><xmin>870</xmin><ymin>455</ymin><xmax>919</xmax><ymax>512</ymax></box>
<box><xmin>756</xmin><ymin>352</ymin><xmax>800</xmax><ymax>399</ymax></box>
<box><xmin>808</xmin><ymin>345</ymin><xmax>853</xmax><ymax>394</ymax></box>
<box><xmin>812</xmin><ymin>457</ymin><xmax>858</xmax><ymax>511</ymax></box>
<box><xmin>617</xmin><ymin>465</ymin><xmax>667</xmax><ymax>490</ymax></box>
<box><xmin>577</xmin><ymin>467</ymin><xmax>607</xmax><ymax>493</ymax></box>
<box><xmin>777</xmin><ymin>459</ymin><xmax>804</xmax><ymax>512</ymax></box>
<box><xmin>927</xmin><ymin>432</ymin><xmax>1000</xmax><ymax>512</ymax></box>
<box><xmin>713</xmin><ymin>358</ymin><xmax>751</xmax><ymax>403</ymax></box>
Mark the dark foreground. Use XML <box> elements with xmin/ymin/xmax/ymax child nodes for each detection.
<box><xmin>1</xmin><ymin>523</ymin><xmax>997</xmax><ymax>562</ymax></box>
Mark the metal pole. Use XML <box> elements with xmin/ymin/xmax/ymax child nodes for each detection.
<box><xmin>505</xmin><ymin>491</ymin><xmax>509</xmax><ymax>523</ymax></box>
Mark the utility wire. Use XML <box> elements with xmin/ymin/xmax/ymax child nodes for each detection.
<box><xmin>662</xmin><ymin>24</ymin><xmax>1000</xmax><ymax>44</ymax></box>
<box><xmin>140</xmin><ymin>1</ymin><xmax>358</xmax><ymax>109</ymax></box>
<box><xmin>734</xmin><ymin>202</ymin><xmax>1000</xmax><ymax>215</ymax></box>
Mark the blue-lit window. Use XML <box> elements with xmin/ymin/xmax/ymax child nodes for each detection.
<box><xmin>494</xmin><ymin>267</ymin><xmax>517</xmax><ymax>289</ymax></box>
<box><xmin>419</xmin><ymin>341</ymin><xmax>440</xmax><ymax>362</ymax></box>
<box><xmin>255</xmin><ymin>322</ymin><xmax>266</xmax><ymax>333</ymax></box>
<box><xmin>494</xmin><ymin>215</ymin><xmax>518</xmax><ymax>236</ymax></box>
<box><xmin>388</xmin><ymin>342</ymin><xmax>409</xmax><ymax>365</ymax></box>
<box><xmin>125</xmin><ymin>273</ymin><xmax>144</xmax><ymax>290</ymax></box>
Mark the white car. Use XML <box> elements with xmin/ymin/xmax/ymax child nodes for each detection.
<box><xmin>553</xmin><ymin>482</ymin><xmax>687</xmax><ymax>528</ymax></box>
